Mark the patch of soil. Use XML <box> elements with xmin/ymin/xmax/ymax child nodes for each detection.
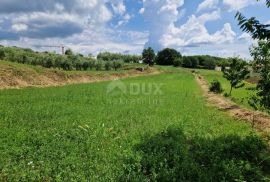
<box><xmin>0</xmin><ymin>65</ymin><xmax>160</xmax><ymax>89</ymax></box>
<box><xmin>196</xmin><ymin>75</ymin><xmax>270</xmax><ymax>143</ymax></box>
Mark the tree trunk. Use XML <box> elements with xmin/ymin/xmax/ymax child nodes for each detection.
<box><xmin>229</xmin><ymin>85</ymin><xmax>233</xmax><ymax>96</ymax></box>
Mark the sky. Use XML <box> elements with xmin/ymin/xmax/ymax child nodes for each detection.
<box><xmin>0</xmin><ymin>0</ymin><xmax>269</xmax><ymax>58</ymax></box>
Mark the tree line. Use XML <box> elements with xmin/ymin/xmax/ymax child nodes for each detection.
<box><xmin>142</xmin><ymin>47</ymin><xmax>231</xmax><ymax>69</ymax></box>
<box><xmin>0</xmin><ymin>46</ymin><xmax>125</xmax><ymax>71</ymax></box>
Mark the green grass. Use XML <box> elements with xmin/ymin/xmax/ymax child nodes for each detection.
<box><xmin>0</xmin><ymin>68</ymin><xmax>269</xmax><ymax>181</ymax></box>
<box><xmin>198</xmin><ymin>69</ymin><xmax>256</xmax><ymax>109</ymax></box>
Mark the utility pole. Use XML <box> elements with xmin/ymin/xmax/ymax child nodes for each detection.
<box><xmin>36</xmin><ymin>45</ymin><xmax>66</xmax><ymax>55</ymax></box>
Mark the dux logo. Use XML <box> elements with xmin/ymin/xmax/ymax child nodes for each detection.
<box><xmin>107</xmin><ymin>80</ymin><xmax>164</xmax><ymax>95</ymax></box>
<box><xmin>107</xmin><ymin>80</ymin><xmax>127</xmax><ymax>95</ymax></box>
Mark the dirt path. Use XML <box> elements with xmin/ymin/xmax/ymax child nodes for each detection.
<box><xmin>195</xmin><ymin>74</ymin><xmax>270</xmax><ymax>142</ymax></box>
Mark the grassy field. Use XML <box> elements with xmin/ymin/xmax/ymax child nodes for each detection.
<box><xmin>0</xmin><ymin>68</ymin><xmax>269</xmax><ymax>181</ymax></box>
<box><xmin>198</xmin><ymin>69</ymin><xmax>256</xmax><ymax>109</ymax></box>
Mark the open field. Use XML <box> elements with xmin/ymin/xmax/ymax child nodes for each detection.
<box><xmin>0</xmin><ymin>68</ymin><xmax>269</xmax><ymax>181</ymax></box>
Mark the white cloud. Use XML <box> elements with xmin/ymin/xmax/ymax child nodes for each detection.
<box><xmin>139</xmin><ymin>8</ymin><xmax>145</xmax><ymax>14</ymax></box>
<box><xmin>11</xmin><ymin>23</ymin><xmax>28</xmax><ymax>32</ymax></box>
<box><xmin>111</xmin><ymin>1</ymin><xmax>126</xmax><ymax>15</ymax></box>
<box><xmin>223</xmin><ymin>0</ymin><xmax>256</xmax><ymax>11</ymax></box>
<box><xmin>141</xmin><ymin>0</ymin><xmax>185</xmax><ymax>50</ymax></box>
<box><xmin>197</xmin><ymin>0</ymin><xmax>219</xmax><ymax>13</ymax></box>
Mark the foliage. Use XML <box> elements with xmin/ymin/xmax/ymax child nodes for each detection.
<box><xmin>105</xmin><ymin>61</ymin><xmax>112</xmax><ymax>71</ymax></box>
<box><xmin>97</xmin><ymin>52</ymin><xmax>141</xmax><ymax>63</ymax></box>
<box><xmin>142</xmin><ymin>47</ymin><xmax>155</xmax><ymax>65</ymax></box>
<box><xmin>173</xmin><ymin>58</ymin><xmax>182</xmax><ymax>67</ymax></box>
<box><xmin>112</xmin><ymin>60</ymin><xmax>123</xmax><ymax>71</ymax></box>
<box><xmin>0</xmin><ymin>46</ymin><xmax>130</xmax><ymax>72</ymax></box>
<box><xmin>122</xmin><ymin>127</ymin><xmax>269</xmax><ymax>181</ymax></box>
<box><xmin>200</xmin><ymin>69</ymin><xmax>257</xmax><ymax>110</ymax></box>
<box><xmin>209</xmin><ymin>79</ymin><xmax>223</xmax><ymax>93</ymax></box>
<box><xmin>222</xmin><ymin>58</ymin><xmax>250</xmax><ymax>96</ymax></box>
<box><xmin>155</xmin><ymin>48</ymin><xmax>182</xmax><ymax>65</ymax></box>
<box><xmin>235</xmin><ymin>0</ymin><xmax>270</xmax><ymax>41</ymax></box>
<box><xmin>250</xmin><ymin>41</ymin><xmax>270</xmax><ymax>110</ymax></box>
<box><xmin>181</xmin><ymin>55</ymin><xmax>227</xmax><ymax>70</ymax></box>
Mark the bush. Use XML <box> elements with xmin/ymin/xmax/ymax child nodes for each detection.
<box><xmin>112</xmin><ymin>60</ymin><xmax>123</xmax><ymax>71</ymax></box>
<box><xmin>209</xmin><ymin>80</ymin><xmax>223</xmax><ymax>93</ymax></box>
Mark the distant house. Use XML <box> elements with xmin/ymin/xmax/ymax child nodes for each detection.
<box><xmin>215</xmin><ymin>66</ymin><xmax>230</xmax><ymax>71</ymax></box>
<box><xmin>215</xmin><ymin>66</ymin><xmax>222</xmax><ymax>71</ymax></box>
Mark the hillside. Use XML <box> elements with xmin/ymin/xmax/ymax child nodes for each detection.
<box><xmin>0</xmin><ymin>61</ymin><xmax>158</xmax><ymax>89</ymax></box>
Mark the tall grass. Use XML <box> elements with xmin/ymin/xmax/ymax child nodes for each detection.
<box><xmin>0</xmin><ymin>69</ymin><xmax>269</xmax><ymax>181</ymax></box>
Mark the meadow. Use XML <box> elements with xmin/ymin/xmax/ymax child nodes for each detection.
<box><xmin>198</xmin><ymin>69</ymin><xmax>256</xmax><ymax>109</ymax></box>
<box><xmin>0</xmin><ymin>68</ymin><xmax>269</xmax><ymax>181</ymax></box>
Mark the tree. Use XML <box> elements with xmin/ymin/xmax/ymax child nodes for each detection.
<box><xmin>222</xmin><ymin>58</ymin><xmax>250</xmax><ymax>96</ymax></box>
<box><xmin>182</xmin><ymin>56</ymin><xmax>193</xmax><ymax>68</ymax></box>
<box><xmin>0</xmin><ymin>48</ymin><xmax>5</xmax><ymax>60</ymax></box>
<box><xmin>250</xmin><ymin>41</ymin><xmax>270</xmax><ymax>109</ymax></box>
<box><xmin>235</xmin><ymin>0</ymin><xmax>270</xmax><ymax>42</ymax></box>
<box><xmin>142</xmin><ymin>47</ymin><xmax>155</xmax><ymax>66</ymax></box>
<box><xmin>155</xmin><ymin>48</ymin><xmax>182</xmax><ymax>65</ymax></box>
<box><xmin>65</xmin><ymin>49</ymin><xmax>73</xmax><ymax>56</ymax></box>
<box><xmin>236</xmin><ymin>0</ymin><xmax>270</xmax><ymax>110</ymax></box>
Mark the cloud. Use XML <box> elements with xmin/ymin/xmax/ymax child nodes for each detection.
<box><xmin>197</xmin><ymin>0</ymin><xmax>219</xmax><ymax>13</ymax></box>
<box><xmin>141</xmin><ymin>0</ymin><xmax>185</xmax><ymax>50</ymax></box>
<box><xmin>0</xmin><ymin>0</ymin><xmax>114</xmax><ymax>40</ymax></box>
<box><xmin>160</xmin><ymin>10</ymin><xmax>235</xmax><ymax>48</ymax></box>
<box><xmin>223</xmin><ymin>0</ymin><xmax>256</xmax><ymax>11</ymax></box>
<box><xmin>111</xmin><ymin>1</ymin><xmax>126</xmax><ymax>15</ymax></box>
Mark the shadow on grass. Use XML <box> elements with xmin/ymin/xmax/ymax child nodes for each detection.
<box><xmin>121</xmin><ymin>128</ymin><xmax>270</xmax><ymax>182</ymax></box>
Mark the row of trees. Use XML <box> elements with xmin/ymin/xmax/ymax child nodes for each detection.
<box><xmin>97</xmin><ymin>52</ymin><xmax>141</xmax><ymax>63</ymax></box>
<box><xmin>0</xmin><ymin>46</ymin><xmax>123</xmax><ymax>71</ymax></box>
<box><xmin>142</xmin><ymin>47</ymin><xmax>229</xmax><ymax>70</ymax></box>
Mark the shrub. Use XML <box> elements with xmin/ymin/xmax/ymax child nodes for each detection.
<box><xmin>209</xmin><ymin>80</ymin><xmax>223</xmax><ymax>93</ymax></box>
<box><xmin>112</xmin><ymin>60</ymin><xmax>123</xmax><ymax>71</ymax></box>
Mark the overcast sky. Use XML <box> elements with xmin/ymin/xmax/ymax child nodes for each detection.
<box><xmin>0</xmin><ymin>0</ymin><xmax>269</xmax><ymax>58</ymax></box>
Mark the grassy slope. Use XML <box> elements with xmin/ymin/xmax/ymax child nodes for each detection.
<box><xmin>0</xmin><ymin>60</ymin><xmax>149</xmax><ymax>89</ymax></box>
<box><xmin>198</xmin><ymin>69</ymin><xmax>256</xmax><ymax>109</ymax></box>
<box><xmin>0</xmin><ymin>68</ymin><xmax>269</xmax><ymax>181</ymax></box>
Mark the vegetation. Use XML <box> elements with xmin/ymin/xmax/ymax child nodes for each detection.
<box><xmin>142</xmin><ymin>47</ymin><xmax>155</xmax><ymax>65</ymax></box>
<box><xmin>199</xmin><ymin>69</ymin><xmax>256</xmax><ymax>109</ymax></box>
<box><xmin>222</xmin><ymin>58</ymin><xmax>250</xmax><ymax>96</ymax></box>
<box><xmin>236</xmin><ymin>0</ymin><xmax>270</xmax><ymax>112</ymax></box>
<box><xmin>250</xmin><ymin>41</ymin><xmax>270</xmax><ymax>111</ymax></box>
<box><xmin>235</xmin><ymin>0</ymin><xmax>270</xmax><ymax>42</ymax></box>
<box><xmin>97</xmin><ymin>52</ymin><xmax>141</xmax><ymax>63</ymax></box>
<box><xmin>155</xmin><ymin>48</ymin><xmax>182</xmax><ymax>65</ymax></box>
<box><xmin>0</xmin><ymin>69</ymin><xmax>269</xmax><ymax>181</ymax></box>
<box><xmin>209</xmin><ymin>79</ymin><xmax>223</xmax><ymax>93</ymax></box>
<box><xmin>0</xmin><ymin>46</ymin><xmax>125</xmax><ymax>71</ymax></box>
<box><xmin>153</xmin><ymin>47</ymin><xmax>229</xmax><ymax>70</ymax></box>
